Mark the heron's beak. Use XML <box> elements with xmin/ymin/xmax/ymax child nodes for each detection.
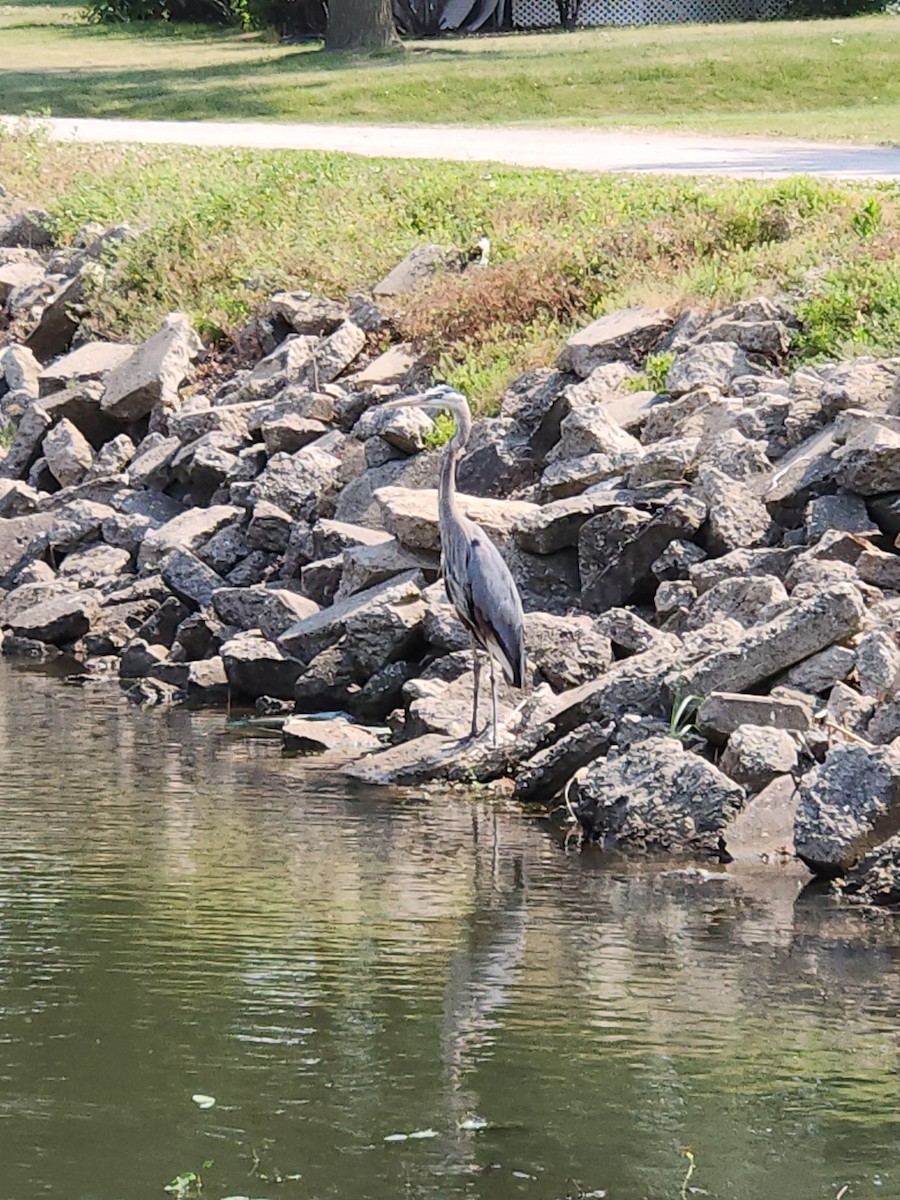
<box><xmin>381</xmin><ymin>392</ymin><xmax>443</xmax><ymax>412</ymax></box>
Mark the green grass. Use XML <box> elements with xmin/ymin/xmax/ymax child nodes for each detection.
<box><xmin>1</xmin><ymin>130</ymin><xmax>898</xmax><ymax>410</ymax></box>
<box><xmin>0</xmin><ymin>4</ymin><xmax>899</xmax><ymax>143</ymax></box>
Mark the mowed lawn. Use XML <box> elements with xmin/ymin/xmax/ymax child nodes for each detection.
<box><xmin>0</xmin><ymin>2</ymin><xmax>898</xmax><ymax>143</ymax></box>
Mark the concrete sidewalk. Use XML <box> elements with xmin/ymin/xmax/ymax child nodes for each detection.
<box><xmin>4</xmin><ymin>114</ymin><xmax>900</xmax><ymax>180</ymax></box>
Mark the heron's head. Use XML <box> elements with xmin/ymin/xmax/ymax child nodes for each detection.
<box><xmin>382</xmin><ymin>384</ymin><xmax>470</xmax><ymax>421</ymax></box>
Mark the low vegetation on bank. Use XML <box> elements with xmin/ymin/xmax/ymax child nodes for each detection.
<box><xmin>1</xmin><ymin>131</ymin><xmax>898</xmax><ymax>411</ymax></box>
<box><xmin>1</xmin><ymin>5</ymin><xmax>899</xmax><ymax>143</ymax></box>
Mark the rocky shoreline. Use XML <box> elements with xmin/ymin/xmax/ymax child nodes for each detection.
<box><xmin>3</xmin><ymin>206</ymin><xmax>900</xmax><ymax>908</ymax></box>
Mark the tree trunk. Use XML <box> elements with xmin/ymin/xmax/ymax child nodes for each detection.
<box><xmin>325</xmin><ymin>0</ymin><xmax>401</xmax><ymax>50</ymax></box>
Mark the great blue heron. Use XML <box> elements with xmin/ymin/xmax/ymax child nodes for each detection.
<box><xmin>383</xmin><ymin>385</ymin><xmax>526</xmax><ymax>746</ymax></box>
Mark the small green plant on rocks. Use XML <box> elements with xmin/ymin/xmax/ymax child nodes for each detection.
<box><xmin>668</xmin><ymin>694</ymin><xmax>702</xmax><ymax>742</ymax></box>
<box><xmin>422</xmin><ymin>411</ymin><xmax>456</xmax><ymax>450</ymax></box>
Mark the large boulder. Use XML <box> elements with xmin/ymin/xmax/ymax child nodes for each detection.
<box><xmin>42</xmin><ymin>417</ymin><xmax>94</xmax><ymax>488</ymax></box>
<box><xmin>7</xmin><ymin>590</ymin><xmax>100</xmax><ymax>645</ymax></box>
<box><xmin>557</xmin><ymin>307</ymin><xmax>672</xmax><ymax>376</ymax></box>
<box><xmin>575</xmin><ymin>736</ymin><xmax>745</xmax><ymax>854</ymax></box>
<box><xmin>101</xmin><ymin>313</ymin><xmax>202</xmax><ymax>421</ymax></box>
<box><xmin>138</xmin><ymin>505</ymin><xmax>241</xmax><ymax>570</ymax></box>
<box><xmin>211</xmin><ymin>585</ymin><xmax>318</xmax><ymax>640</ymax></box>
<box><xmin>671</xmin><ymin>583</ymin><xmax>865</xmax><ymax>698</ymax></box>
<box><xmin>280</xmin><ymin>571</ymin><xmax>425</xmax><ymax>667</ymax></box>
<box><xmin>794</xmin><ymin>745</ymin><xmax>900</xmax><ymax>877</ymax></box>
<box><xmin>374</xmin><ymin>485</ymin><xmax>537</xmax><ymax>553</ymax></box>
<box><xmin>220</xmin><ymin>631</ymin><xmax>304</xmax><ymax>700</ymax></box>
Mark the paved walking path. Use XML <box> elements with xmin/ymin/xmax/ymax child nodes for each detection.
<box><xmin>4</xmin><ymin>114</ymin><xmax>900</xmax><ymax>179</ymax></box>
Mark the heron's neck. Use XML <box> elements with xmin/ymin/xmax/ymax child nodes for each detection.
<box><xmin>438</xmin><ymin>407</ymin><xmax>471</xmax><ymax>527</ymax></box>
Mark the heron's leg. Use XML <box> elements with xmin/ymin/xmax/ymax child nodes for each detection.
<box><xmin>489</xmin><ymin>656</ymin><xmax>499</xmax><ymax>748</ymax></box>
<box><xmin>470</xmin><ymin>650</ymin><xmax>482</xmax><ymax>740</ymax></box>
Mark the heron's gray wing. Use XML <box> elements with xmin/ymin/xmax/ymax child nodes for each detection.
<box><xmin>465</xmin><ymin>525</ymin><xmax>526</xmax><ymax>689</ymax></box>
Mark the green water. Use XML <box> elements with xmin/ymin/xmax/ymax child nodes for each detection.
<box><xmin>1</xmin><ymin>661</ymin><xmax>898</xmax><ymax>1200</ymax></box>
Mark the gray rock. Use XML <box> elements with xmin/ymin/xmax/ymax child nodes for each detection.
<box><xmin>246</xmin><ymin>500</ymin><xmax>293</xmax><ymax>553</ymax></box>
<box><xmin>42</xmin><ymin>417</ymin><xmax>94</xmax><ymax>487</ymax></box>
<box><xmin>260</xmin><ymin>414</ymin><xmax>329</xmax><ymax>456</ymax></box>
<box><xmin>842</xmin><ymin>832</ymin><xmax>900</xmax><ymax>906</ymax></box>
<box><xmin>1</xmin><ymin>344</ymin><xmax>40</xmax><ymax>396</ymax></box>
<box><xmin>696</xmin><ymin>691</ymin><xmax>811</xmax><ymax>741</ymax></box>
<box><xmin>513</xmin><ymin>720</ymin><xmax>615</xmax><ymax>805</ymax></box>
<box><xmin>375</xmin><ymin>485</ymin><xmax>536</xmax><ymax>553</ymax></box>
<box><xmin>688</xmin><ymin>545</ymin><xmax>798</xmax><ymax>595</ymax></box>
<box><xmin>546</xmin><ymin>403</ymin><xmax>643</xmax><ymax>464</ymax></box>
<box><xmin>338</xmin><ymin>539</ymin><xmax>439</xmax><ymax>598</ymax></box>
<box><xmin>580</xmin><ymin>495</ymin><xmax>706</xmax><ymax>613</ymax></box>
<box><xmin>119</xmin><ymin>638</ymin><xmax>169</xmax><ymax>679</ymax></box>
<box><xmin>720</xmin><ymin>725</ymin><xmax>798</xmax><ymax>793</ymax></box>
<box><xmin>782</xmin><ymin>644</ymin><xmax>856</xmax><ymax>695</ymax></box>
<box><xmin>8</xmin><ymin>590</ymin><xmax>100</xmax><ymax>645</ymax></box>
<box><xmin>333</xmin><ymin>452</ymin><xmax>440</xmax><ymax>528</ymax></box>
<box><xmin>499</xmin><ymin>367</ymin><xmax>573</xmax><ymax>433</ymax></box>
<box><xmin>695</xmin><ymin>314</ymin><xmax>792</xmax><ymax>360</ymax></box>
<box><xmin>249</xmin><ymin>445</ymin><xmax>341</xmax><ymax>521</ymax></box>
<box><xmin>46</xmin><ymin>500</ymin><xmax>115</xmax><ymax>554</ymax></box>
<box><xmin>625</xmin><ymin>436</ymin><xmax>697</xmax><ymax>487</ymax></box>
<box><xmin>101</xmin><ymin>313</ymin><xmax>202</xmax><ymax>421</ymax></box>
<box><xmin>373</xmin><ymin>244</ymin><xmax>449</xmax><ymax>296</ymax></box>
<box><xmin>512</xmin><ymin>492</ymin><xmax>622</xmax><ymax>555</ymax></box>
<box><xmin>180</xmin><ymin>657</ymin><xmax>229</xmax><ymax>707</ymax></box>
<box><xmin>58</xmin><ymin>543</ymin><xmax>131</xmax><ymax>585</ymax></box>
<box><xmin>762</xmin><ymin>424</ymin><xmax>839</xmax><ymax>523</ymax></box>
<box><xmin>281</xmin><ymin>715</ymin><xmax>381</xmax><ymax>756</ymax></box>
<box><xmin>683</xmin><ymin>574</ymin><xmax>788</xmax><ymax>632</ymax></box>
<box><xmin>0</xmin><ymin>400</ymin><xmax>52</xmax><ymax>480</ymax></box>
<box><xmin>211</xmin><ymin>585</ymin><xmax>318</xmax><ymax>640</ymax></box>
<box><xmin>594</xmin><ymin>606</ymin><xmax>679</xmax><ymax>656</ymax></box>
<box><xmin>558</xmin><ymin>307</ymin><xmax>672</xmax><ymax>376</ymax></box>
<box><xmin>38</xmin><ymin>341</ymin><xmax>135</xmax><ymax>397</ymax></box>
<box><xmin>159</xmin><ymin>549</ymin><xmax>225</xmax><ymax>610</ymax></box>
<box><xmin>138</xmin><ymin>505</ymin><xmax>240</xmax><ymax>571</ymax></box>
<box><xmin>0</xmin><ymin>581</ymin><xmax>74</xmax><ymax>627</ymax></box>
<box><xmin>651</xmin><ymin>538</ymin><xmax>707</xmax><ymax>582</ymax></box>
<box><xmin>300</xmin><ymin>555</ymin><xmax>343</xmax><ymax>607</ymax></box>
<box><xmin>525</xmin><ymin>611</ymin><xmax>613</xmax><ymax>690</ymax></box>
<box><xmin>0</xmin><ymin>260</ymin><xmax>46</xmax><ymax>306</ymax></box>
<box><xmin>823</xmin><ymin>358</ymin><xmax>898</xmax><ymax>420</ymax></box>
<box><xmin>575</xmin><ymin>735</ymin><xmax>744</xmax><ymax>854</ymax></box>
<box><xmin>24</xmin><ymin>272</ymin><xmax>85</xmax><ymax>362</ymax></box>
<box><xmin>834</xmin><ymin>424</ymin><xmax>900</xmax><ymax>495</ymax></box>
<box><xmin>794</xmin><ymin>744</ymin><xmax>900</xmax><ymax>876</ymax></box>
<box><xmin>695</xmin><ymin>465</ymin><xmax>772</xmax><ymax>555</ymax></box>
<box><xmin>136</xmin><ymin>596</ymin><xmax>189</xmax><ymax>648</ymax></box>
<box><xmin>269</xmin><ymin>291</ymin><xmax>345</xmax><ymax>335</ymax></box>
<box><xmin>224</xmin><ymin>550</ymin><xmax>274</xmax><ymax>588</ymax></box>
<box><xmin>855</xmin><ymin>630</ymin><xmax>900</xmax><ymax>700</ymax></box>
<box><xmin>195</xmin><ymin>521</ymin><xmax>250</xmax><ymax>576</ymax></box>
<box><xmin>539</xmin><ymin>452</ymin><xmax>633</xmax><ymax>501</ymax></box>
<box><xmin>172</xmin><ymin>611</ymin><xmax>221</xmax><ymax>661</ymax></box>
<box><xmin>654</xmin><ymin>579</ymin><xmax>696</xmax><ymax>621</ymax></box>
<box><xmin>671</xmin><ymin>583</ymin><xmax>865</xmax><ymax>699</ymax></box>
<box><xmin>127</xmin><ymin>433</ymin><xmax>180</xmax><ymax>490</ymax></box>
<box><xmin>220</xmin><ymin>631</ymin><xmax>304</xmax><ymax>700</ymax></box>
<box><xmin>804</xmin><ymin>493</ymin><xmax>880</xmax><ymax>542</ymax></box>
<box><xmin>857</xmin><ymin>548</ymin><xmax>900</xmax><ymax>591</ymax></box>
<box><xmin>666</xmin><ymin>342</ymin><xmax>754</xmax><ymax>397</ymax></box>
<box><xmin>280</xmin><ymin>572</ymin><xmax>424</xmax><ymax>666</ymax></box>
<box><xmin>101</xmin><ymin>511</ymin><xmax>154</xmax><ymax>556</ymax></box>
<box><xmin>85</xmin><ymin>434</ymin><xmax>136</xmax><ymax>481</ymax></box>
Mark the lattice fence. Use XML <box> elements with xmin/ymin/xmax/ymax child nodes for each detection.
<box><xmin>512</xmin><ymin>0</ymin><xmax>786</xmax><ymax>27</ymax></box>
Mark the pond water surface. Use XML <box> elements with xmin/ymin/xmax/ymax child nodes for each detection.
<box><xmin>1</xmin><ymin>661</ymin><xmax>899</xmax><ymax>1200</ymax></box>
